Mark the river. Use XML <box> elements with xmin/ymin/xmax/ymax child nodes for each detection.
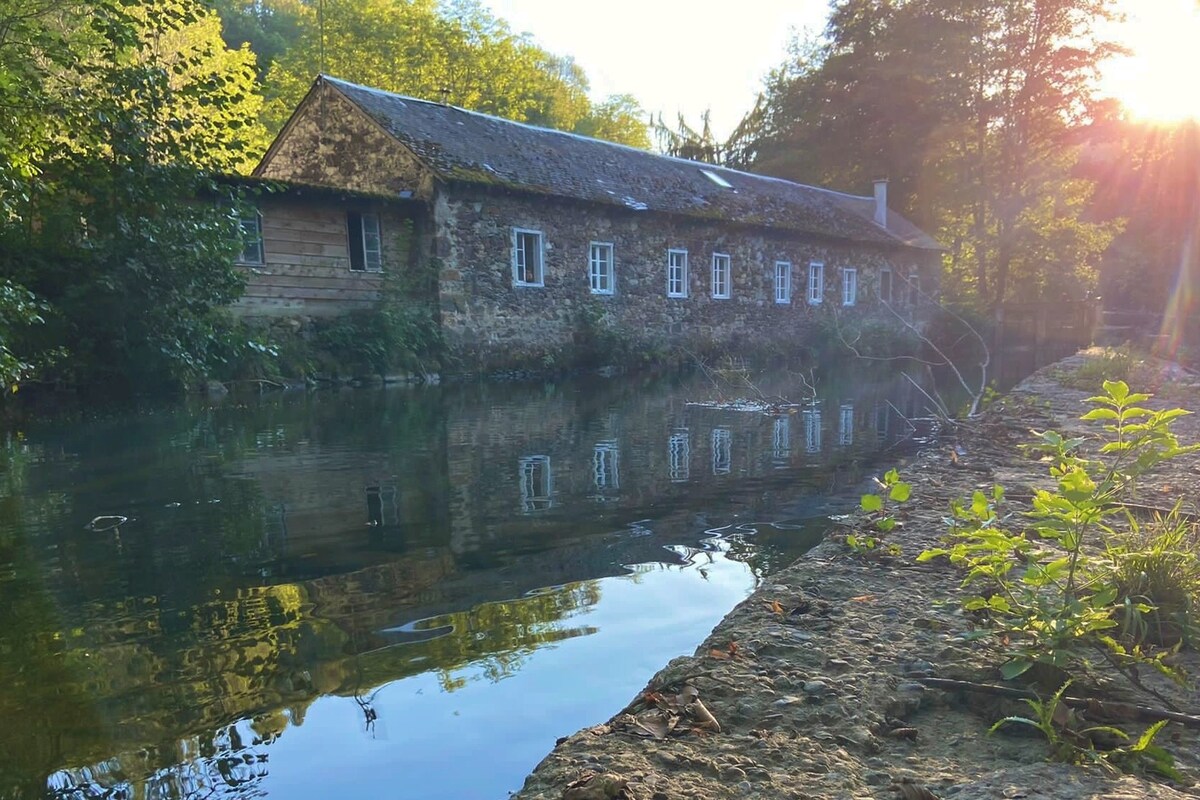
<box><xmin>0</xmin><ymin>366</ymin><xmax>940</xmax><ymax>799</ymax></box>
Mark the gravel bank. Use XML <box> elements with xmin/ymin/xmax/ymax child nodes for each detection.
<box><xmin>513</xmin><ymin>356</ymin><xmax>1200</xmax><ymax>800</ymax></box>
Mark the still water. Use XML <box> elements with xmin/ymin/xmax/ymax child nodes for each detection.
<box><xmin>0</xmin><ymin>367</ymin><xmax>936</xmax><ymax>799</ymax></box>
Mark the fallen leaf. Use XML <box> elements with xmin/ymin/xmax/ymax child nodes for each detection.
<box><xmin>728</xmin><ymin>641</ymin><xmax>739</xmax><ymax>657</ymax></box>
<box><xmin>709</xmin><ymin>648</ymin><xmax>730</xmax><ymax>660</ymax></box>
<box><xmin>768</xmin><ymin>600</ymin><xmax>784</xmax><ymax>614</ymax></box>
<box><xmin>631</xmin><ymin>709</ymin><xmax>676</xmax><ymax>739</ymax></box>
<box><xmin>850</xmin><ymin>594</ymin><xmax>876</xmax><ymax>603</ymax></box>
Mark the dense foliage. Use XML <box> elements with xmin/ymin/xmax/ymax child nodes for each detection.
<box><xmin>213</xmin><ymin>0</ymin><xmax>651</xmax><ymax>149</ymax></box>
<box><xmin>743</xmin><ymin>0</ymin><xmax>1125</xmax><ymax>310</ymax></box>
<box><xmin>0</xmin><ymin>0</ymin><xmax>258</xmax><ymax>393</ymax></box>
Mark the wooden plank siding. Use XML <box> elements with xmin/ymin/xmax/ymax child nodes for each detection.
<box><xmin>232</xmin><ymin>199</ymin><xmax>415</xmax><ymax>318</ymax></box>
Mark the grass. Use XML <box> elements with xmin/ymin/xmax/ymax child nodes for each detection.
<box><xmin>1108</xmin><ymin>505</ymin><xmax>1200</xmax><ymax>648</ymax></box>
<box><xmin>1057</xmin><ymin>346</ymin><xmax>1139</xmax><ymax>389</ymax></box>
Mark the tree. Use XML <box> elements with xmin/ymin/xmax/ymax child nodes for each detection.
<box><xmin>0</xmin><ymin>0</ymin><xmax>260</xmax><ymax>393</ymax></box>
<box><xmin>573</xmin><ymin>94</ymin><xmax>651</xmax><ymax>150</ymax></box>
<box><xmin>257</xmin><ymin>0</ymin><xmax>649</xmax><ymax>147</ymax></box>
<box><xmin>209</xmin><ymin>0</ymin><xmax>303</xmax><ymax>79</ymax></box>
<box><xmin>750</xmin><ymin>0</ymin><xmax>1123</xmax><ymax>309</ymax></box>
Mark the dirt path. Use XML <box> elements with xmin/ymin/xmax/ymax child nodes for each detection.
<box><xmin>513</xmin><ymin>355</ymin><xmax>1200</xmax><ymax>800</ymax></box>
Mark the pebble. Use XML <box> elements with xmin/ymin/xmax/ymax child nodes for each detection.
<box><xmin>897</xmin><ymin>682</ymin><xmax>926</xmax><ymax>693</ymax></box>
<box><xmin>774</xmin><ymin>695</ymin><xmax>804</xmax><ymax>707</ymax></box>
<box><xmin>738</xmin><ymin>781</ymin><xmax>752</xmax><ymax>793</ymax></box>
<box><xmin>865</xmin><ymin>770</ymin><xmax>891</xmax><ymax>786</ymax></box>
<box><xmin>803</xmin><ymin>680</ymin><xmax>831</xmax><ymax>696</ymax></box>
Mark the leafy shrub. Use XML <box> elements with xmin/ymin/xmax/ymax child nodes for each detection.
<box><xmin>919</xmin><ymin>380</ymin><xmax>1200</xmax><ymax>685</ymax></box>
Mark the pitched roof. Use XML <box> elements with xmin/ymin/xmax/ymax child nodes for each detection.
<box><xmin>320</xmin><ymin>76</ymin><xmax>942</xmax><ymax>251</ymax></box>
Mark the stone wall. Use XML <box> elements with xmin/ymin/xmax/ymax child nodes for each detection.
<box><xmin>257</xmin><ymin>81</ymin><xmax>435</xmax><ymax>199</ymax></box>
<box><xmin>435</xmin><ymin>186</ymin><xmax>940</xmax><ymax>370</ymax></box>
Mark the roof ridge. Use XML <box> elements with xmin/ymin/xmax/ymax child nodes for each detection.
<box><xmin>320</xmin><ymin>74</ymin><xmax>876</xmax><ymax>202</ymax></box>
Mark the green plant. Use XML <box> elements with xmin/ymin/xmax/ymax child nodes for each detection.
<box><xmin>989</xmin><ymin>681</ymin><xmax>1182</xmax><ymax>780</ymax></box>
<box><xmin>1107</xmin><ymin>504</ymin><xmax>1200</xmax><ymax>648</ymax></box>
<box><xmin>847</xmin><ymin>469</ymin><xmax>911</xmax><ymax>556</ymax></box>
<box><xmin>861</xmin><ymin>468</ymin><xmax>912</xmax><ymax>532</ymax></box>
<box><xmin>1058</xmin><ymin>346</ymin><xmax>1138</xmax><ymax>390</ymax></box>
<box><xmin>919</xmin><ymin>380</ymin><xmax>1200</xmax><ymax>685</ymax></box>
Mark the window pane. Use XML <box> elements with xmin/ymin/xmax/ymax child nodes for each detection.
<box><xmin>362</xmin><ymin>213</ymin><xmax>382</xmax><ymax>271</ymax></box>
<box><xmin>348</xmin><ymin>212</ymin><xmax>365</xmax><ymax>271</ymax></box>
<box><xmin>239</xmin><ymin>213</ymin><xmax>263</xmax><ymax>264</ymax></box>
<box><xmin>515</xmin><ymin>230</ymin><xmax>543</xmax><ymax>285</ymax></box>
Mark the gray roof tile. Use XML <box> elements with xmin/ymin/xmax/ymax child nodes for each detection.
<box><xmin>323</xmin><ymin>76</ymin><xmax>942</xmax><ymax>251</ymax></box>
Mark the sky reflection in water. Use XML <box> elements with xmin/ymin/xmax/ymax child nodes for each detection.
<box><xmin>2</xmin><ymin>367</ymin><xmax>934</xmax><ymax>799</ymax></box>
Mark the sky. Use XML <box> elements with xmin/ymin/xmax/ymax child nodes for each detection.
<box><xmin>484</xmin><ymin>0</ymin><xmax>1200</xmax><ymax>138</ymax></box>
<box><xmin>484</xmin><ymin>0</ymin><xmax>827</xmax><ymax>139</ymax></box>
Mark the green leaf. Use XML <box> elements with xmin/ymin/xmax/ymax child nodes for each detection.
<box><xmin>992</xmin><ymin>484</ymin><xmax>1005</xmax><ymax>503</ymax></box>
<box><xmin>1000</xmin><ymin>659</ymin><xmax>1034</xmax><ymax>680</ymax></box>
<box><xmin>883</xmin><ymin>468</ymin><xmax>900</xmax><ymax>485</ymax></box>
<box><xmin>1103</xmin><ymin>379</ymin><xmax>1129</xmax><ymax>402</ymax></box>
<box><xmin>889</xmin><ymin>482</ymin><xmax>911</xmax><ymax>503</ymax></box>
<box><xmin>1132</xmin><ymin>719</ymin><xmax>1169</xmax><ymax>752</ymax></box>
<box><xmin>988</xmin><ymin>715</ymin><xmax>1040</xmax><ymax>735</ymax></box>
<box><xmin>1080</xmin><ymin>407</ymin><xmax>1119</xmax><ymax>421</ymax></box>
<box><xmin>971</xmin><ymin>491</ymin><xmax>989</xmax><ymax>517</ymax></box>
<box><xmin>861</xmin><ymin>493</ymin><xmax>883</xmax><ymax>512</ymax></box>
<box><xmin>876</xmin><ymin>517</ymin><xmax>897</xmax><ymax>532</ymax></box>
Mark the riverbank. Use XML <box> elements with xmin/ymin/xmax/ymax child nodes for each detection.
<box><xmin>514</xmin><ymin>353</ymin><xmax>1200</xmax><ymax>800</ymax></box>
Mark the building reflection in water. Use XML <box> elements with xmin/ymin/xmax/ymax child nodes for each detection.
<box><xmin>519</xmin><ymin>455</ymin><xmax>553</xmax><ymax>512</ymax></box>
<box><xmin>839</xmin><ymin>403</ymin><xmax>855</xmax><ymax>447</ymax></box>
<box><xmin>711</xmin><ymin>427</ymin><xmax>732</xmax><ymax>475</ymax></box>
<box><xmin>803</xmin><ymin>401</ymin><xmax>822</xmax><ymax>454</ymax></box>
<box><xmin>3</xmin><ymin>366</ymin><xmax>939</xmax><ymax>799</ymax></box>
<box><xmin>668</xmin><ymin>429</ymin><xmax>690</xmax><ymax>482</ymax></box>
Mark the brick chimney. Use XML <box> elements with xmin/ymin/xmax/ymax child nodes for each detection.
<box><xmin>873</xmin><ymin>179</ymin><xmax>888</xmax><ymax>228</ymax></box>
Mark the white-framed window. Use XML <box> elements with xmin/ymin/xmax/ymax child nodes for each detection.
<box><xmin>838</xmin><ymin>403</ymin><xmax>855</xmax><ymax>446</ymax></box>
<box><xmin>519</xmin><ymin>455</ymin><xmax>553</xmax><ymax>512</ymax></box>
<box><xmin>592</xmin><ymin>441</ymin><xmax>620</xmax><ymax>490</ymax></box>
<box><xmin>879</xmin><ymin>267</ymin><xmax>893</xmax><ymax>303</ymax></box>
<box><xmin>807</xmin><ymin>261</ymin><xmax>825</xmax><ymax>304</ymax></box>
<box><xmin>711</xmin><ymin>427</ymin><xmax>732</xmax><ymax>475</ymax></box>
<box><xmin>668</xmin><ymin>430</ymin><xmax>690</xmax><ymax>482</ymax></box>
<box><xmin>772</xmin><ymin>415</ymin><xmax>791</xmax><ymax>465</ymax></box>
<box><xmin>774</xmin><ymin>261</ymin><xmax>791</xmax><ymax>304</ymax></box>
<box><xmin>589</xmin><ymin>242</ymin><xmax>614</xmax><ymax>294</ymax></box>
<box><xmin>803</xmin><ymin>403</ymin><xmax>822</xmax><ymax>454</ymax></box>
<box><xmin>512</xmin><ymin>228</ymin><xmax>544</xmax><ymax>286</ymax></box>
<box><xmin>711</xmin><ymin>253</ymin><xmax>731</xmax><ymax>299</ymax></box>
<box><xmin>667</xmin><ymin>248</ymin><xmax>688</xmax><ymax>298</ymax></box>
<box><xmin>238</xmin><ymin>210</ymin><xmax>264</xmax><ymax>265</ymax></box>
<box><xmin>347</xmin><ymin>212</ymin><xmax>382</xmax><ymax>272</ymax></box>
<box><xmin>842</xmin><ymin>267</ymin><xmax>858</xmax><ymax>306</ymax></box>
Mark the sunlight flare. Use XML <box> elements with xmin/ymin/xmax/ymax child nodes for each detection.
<box><xmin>1104</xmin><ymin>2</ymin><xmax>1200</xmax><ymax>122</ymax></box>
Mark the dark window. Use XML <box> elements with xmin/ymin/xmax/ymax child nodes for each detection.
<box><xmin>347</xmin><ymin>212</ymin><xmax>382</xmax><ymax>272</ymax></box>
<box><xmin>238</xmin><ymin>211</ymin><xmax>264</xmax><ymax>265</ymax></box>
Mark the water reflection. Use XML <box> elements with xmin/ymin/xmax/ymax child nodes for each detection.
<box><xmin>0</xmin><ymin>367</ymin><xmax>939</xmax><ymax>799</ymax></box>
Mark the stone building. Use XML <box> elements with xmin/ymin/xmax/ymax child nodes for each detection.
<box><xmin>249</xmin><ymin>75</ymin><xmax>942</xmax><ymax>370</ymax></box>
